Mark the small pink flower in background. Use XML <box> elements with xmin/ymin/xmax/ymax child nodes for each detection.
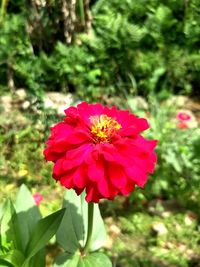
<box><xmin>177</xmin><ymin>121</ymin><xmax>188</xmax><ymax>129</ymax></box>
<box><xmin>33</xmin><ymin>193</ymin><xmax>43</xmax><ymax>206</ymax></box>
<box><xmin>177</xmin><ymin>112</ymin><xmax>191</xmax><ymax>121</ymax></box>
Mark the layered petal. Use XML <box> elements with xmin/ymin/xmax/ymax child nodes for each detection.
<box><xmin>44</xmin><ymin>102</ymin><xmax>157</xmax><ymax>202</ymax></box>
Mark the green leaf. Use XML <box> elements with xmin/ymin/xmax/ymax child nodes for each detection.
<box><xmin>0</xmin><ymin>250</ymin><xmax>25</xmax><ymax>267</ymax></box>
<box><xmin>29</xmin><ymin>250</ymin><xmax>45</xmax><ymax>267</ymax></box>
<box><xmin>54</xmin><ymin>252</ymin><xmax>112</xmax><ymax>267</ymax></box>
<box><xmin>25</xmin><ymin>208</ymin><xmax>65</xmax><ymax>260</ymax></box>
<box><xmin>0</xmin><ymin>259</ymin><xmax>13</xmax><ymax>267</ymax></box>
<box><xmin>54</xmin><ymin>253</ymin><xmax>80</xmax><ymax>267</ymax></box>
<box><xmin>15</xmin><ymin>184</ymin><xmax>41</xmax><ymax>252</ymax></box>
<box><xmin>0</xmin><ymin>200</ymin><xmax>22</xmax><ymax>251</ymax></box>
<box><xmin>81</xmin><ymin>252</ymin><xmax>112</xmax><ymax>267</ymax></box>
<box><xmin>0</xmin><ymin>203</ymin><xmax>4</xmax><ymax>221</ymax></box>
<box><xmin>56</xmin><ymin>191</ymin><xmax>107</xmax><ymax>253</ymax></box>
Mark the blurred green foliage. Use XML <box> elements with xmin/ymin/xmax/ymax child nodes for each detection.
<box><xmin>113</xmin><ymin>211</ymin><xmax>200</xmax><ymax>267</ymax></box>
<box><xmin>128</xmin><ymin>97</ymin><xmax>200</xmax><ymax>212</ymax></box>
<box><xmin>1</xmin><ymin>0</ymin><xmax>200</xmax><ymax>99</ymax></box>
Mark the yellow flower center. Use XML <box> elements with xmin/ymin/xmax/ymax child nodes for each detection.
<box><xmin>89</xmin><ymin>114</ymin><xmax>121</xmax><ymax>143</ymax></box>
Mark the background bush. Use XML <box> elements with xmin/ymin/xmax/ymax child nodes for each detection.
<box><xmin>1</xmin><ymin>0</ymin><xmax>200</xmax><ymax>100</ymax></box>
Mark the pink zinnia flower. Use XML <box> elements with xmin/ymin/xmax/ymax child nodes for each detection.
<box><xmin>33</xmin><ymin>193</ymin><xmax>43</xmax><ymax>206</ymax></box>
<box><xmin>177</xmin><ymin>112</ymin><xmax>191</xmax><ymax>121</ymax></box>
<box><xmin>177</xmin><ymin>121</ymin><xmax>188</xmax><ymax>129</ymax></box>
<box><xmin>44</xmin><ymin>102</ymin><xmax>157</xmax><ymax>203</ymax></box>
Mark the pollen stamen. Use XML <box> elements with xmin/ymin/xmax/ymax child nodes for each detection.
<box><xmin>90</xmin><ymin>114</ymin><xmax>121</xmax><ymax>143</ymax></box>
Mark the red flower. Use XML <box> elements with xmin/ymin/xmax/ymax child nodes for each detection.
<box><xmin>33</xmin><ymin>193</ymin><xmax>43</xmax><ymax>206</ymax></box>
<box><xmin>177</xmin><ymin>112</ymin><xmax>191</xmax><ymax>121</ymax></box>
<box><xmin>177</xmin><ymin>121</ymin><xmax>188</xmax><ymax>129</ymax></box>
<box><xmin>44</xmin><ymin>102</ymin><xmax>157</xmax><ymax>203</ymax></box>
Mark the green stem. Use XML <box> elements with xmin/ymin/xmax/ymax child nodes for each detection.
<box><xmin>78</xmin><ymin>0</ymin><xmax>85</xmax><ymax>25</ymax></box>
<box><xmin>83</xmin><ymin>202</ymin><xmax>94</xmax><ymax>253</ymax></box>
<box><xmin>1</xmin><ymin>0</ymin><xmax>9</xmax><ymax>21</ymax></box>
